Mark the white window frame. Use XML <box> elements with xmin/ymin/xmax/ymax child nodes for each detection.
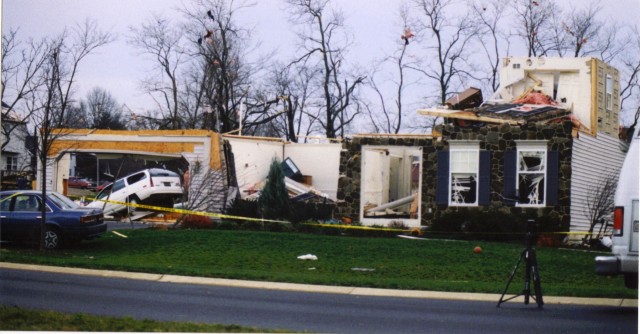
<box><xmin>5</xmin><ymin>156</ymin><xmax>18</xmax><ymax>171</ymax></box>
<box><xmin>449</xmin><ymin>142</ymin><xmax>479</xmax><ymax>207</ymax></box>
<box><xmin>515</xmin><ymin>141</ymin><xmax>547</xmax><ymax>208</ymax></box>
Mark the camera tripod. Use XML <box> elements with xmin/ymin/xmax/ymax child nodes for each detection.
<box><xmin>497</xmin><ymin>219</ymin><xmax>544</xmax><ymax>308</ymax></box>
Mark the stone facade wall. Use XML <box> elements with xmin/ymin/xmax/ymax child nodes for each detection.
<box><xmin>336</xmin><ymin>121</ymin><xmax>574</xmax><ymax>231</ymax></box>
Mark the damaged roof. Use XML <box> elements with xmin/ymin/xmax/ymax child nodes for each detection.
<box><xmin>418</xmin><ymin>87</ymin><xmax>575</xmax><ymax>127</ymax></box>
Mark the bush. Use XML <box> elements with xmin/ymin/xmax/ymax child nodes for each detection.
<box><xmin>429</xmin><ymin>207</ymin><xmax>563</xmax><ymax>242</ymax></box>
<box><xmin>258</xmin><ymin>158</ymin><xmax>290</xmax><ymax>219</ymax></box>
<box><xmin>227</xmin><ymin>199</ymin><xmax>259</xmax><ymax>218</ymax></box>
<box><xmin>289</xmin><ymin>200</ymin><xmax>336</xmax><ymax>223</ymax></box>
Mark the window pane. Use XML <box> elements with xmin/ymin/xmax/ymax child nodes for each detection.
<box><xmin>113</xmin><ymin>179</ymin><xmax>126</xmax><ymax>192</ymax></box>
<box><xmin>14</xmin><ymin>195</ymin><xmax>40</xmax><ymax>212</ymax></box>
<box><xmin>518</xmin><ymin>151</ymin><xmax>545</xmax><ymax>172</ymax></box>
<box><xmin>451</xmin><ymin>173</ymin><xmax>477</xmax><ymax>204</ymax></box>
<box><xmin>449</xmin><ymin>146</ymin><xmax>479</xmax><ymax>206</ymax></box>
<box><xmin>0</xmin><ymin>196</ymin><xmax>11</xmax><ymax>211</ymax></box>
<box><xmin>451</xmin><ymin>150</ymin><xmax>478</xmax><ymax>172</ymax></box>
<box><xmin>518</xmin><ymin>173</ymin><xmax>545</xmax><ymax>204</ymax></box>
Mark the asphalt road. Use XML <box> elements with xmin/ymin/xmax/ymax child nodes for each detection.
<box><xmin>0</xmin><ymin>268</ymin><xmax>637</xmax><ymax>333</ymax></box>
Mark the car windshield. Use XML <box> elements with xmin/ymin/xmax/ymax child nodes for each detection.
<box><xmin>48</xmin><ymin>192</ymin><xmax>80</xmax><ymax>209</ymax></box>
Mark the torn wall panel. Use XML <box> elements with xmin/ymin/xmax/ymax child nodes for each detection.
<box><xmin>284</xmin><ymin>143</ymin><xmax>341</xmax><ymax>201</ymax></box>
<box><xmin>225</xmin><ymin>136</ymin><xmax>341</xmax><ymax>201</ymax></box>
<box><xmin>225</xmin><ymin>136</ymin><xmax>284</xmax><ymax>198</ymax></box>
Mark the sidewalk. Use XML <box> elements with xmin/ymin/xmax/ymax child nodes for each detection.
<box><xmin>1</xmin><ymin>262</ymin><xmax>636</xmax><ymax>308</ymax></box>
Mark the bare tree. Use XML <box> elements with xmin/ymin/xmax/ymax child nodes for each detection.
<box><xmin>246</xmin><ymin>63</ymin><xmax>319</xmax><ymax>141</ymax></box>
<box><xmin>29</xmin><ymin>20</ymin><xmax>113</xmax><ymax>250</ymax></box>
<box><xmin>543</xmin><ymin>2</ymin><xmax>623</xmax><ymax>61</ymax></box>
<box><xmin>129</xmin><ymin>14</ymin><xmax>187</xmax><ymax>129</ymax></box>
<box><xmin>1</xmin><ymin>30</ymin><xmax>48</xmax><ymax>150</ymax></box>
<box><xmin>365</xmin><ymin>4</ymin><xmax>419</xmax><ymax>134</ymax></box>
<box><xmin>286</xmin><ymin>0</ymin><xmax>365</xmax><ymax>139</ymax></box>
<box><xmin>619</xmin><ymin>26</ymin><xmax>640</xmax><ymax>130</ymax></box>
<box><xmin>181</xmin><ymin>0</ymin><xmax>261</xmax><ymax>134</ymax></box>
<box><xmin>510</xmin><ymin>0</ymin><xmax>558</xmax><ymax>57</ymax></box>
<box><xmin>80</xmin><ymin>87</ymin><xmax>126</xmax><ymax>129</ymax></box>
<box><xmin>582</xmin><ymin>173</ymin><xmax>618</xmax><ymax>247</ymax></box>
<box><xmin>412</xmin><ymin>0</ymin><xmax>479</xmax><ymax>106</ymax></box>
<box><xmin>470</xmin><ymin>0</ymin><xmax>509</xmax><ymax>94</ymax></box>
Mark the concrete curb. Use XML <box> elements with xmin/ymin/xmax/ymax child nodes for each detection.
<box><xmin>1</xmin><ymin>262</ymin><xmax>636</xmax><ymax>308</ymax></box>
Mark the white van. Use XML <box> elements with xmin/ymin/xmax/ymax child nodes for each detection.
<box><xmin>86</xmin><ymin>168</ymin><xmax>183</xmax><ymax>215</ymax></box>
<box><xmin>595</xmin><ymin>127</ymin><xmax>639</xmax><ymax>288</ymax></box>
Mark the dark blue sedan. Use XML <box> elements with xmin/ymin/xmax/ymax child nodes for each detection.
<box><xmin>0</xmin><ymin>190</ymin><xmax>106</xmax><ymax>249</ymax></box>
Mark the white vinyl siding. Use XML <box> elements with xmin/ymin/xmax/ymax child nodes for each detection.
<box><xmin>570</xmin><ymin>133</ymin><xmax>627</xmax><ymax>234</ymax></box>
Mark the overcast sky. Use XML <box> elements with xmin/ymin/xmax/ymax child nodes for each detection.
<box><xmin>2</xmin><ymin>0</ymin><xmax>639</xmax><ymax>117</ymax></box>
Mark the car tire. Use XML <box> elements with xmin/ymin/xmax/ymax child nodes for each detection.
<box><xmin>43</xmin><ymin>227</ymin><xmax>61</xmax><ymax>249</ymax></box>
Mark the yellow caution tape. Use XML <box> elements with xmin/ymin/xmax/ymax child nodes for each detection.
<box><xmin>85</xmin><ymin>197</ymin><xmax>289</xmax><ymax>224</ymax></box>
<box><xmin>70</xmin><ymin>195</ymin><xmax>608</xmax><ymax>236</ymax></box>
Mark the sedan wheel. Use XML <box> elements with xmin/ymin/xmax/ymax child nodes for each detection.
<box><xmin>44</xmin><ymin>228</ymin><xmax>61</xmax><ymax>249</ymax></box>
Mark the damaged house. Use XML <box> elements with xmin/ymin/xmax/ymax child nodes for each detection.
<box><xmin>335</xmin><ymin>57</ymin><xmax>628</xmax><ymax>242</ymax></box>
<box><xmin>224</xmin><ymin>135</ymin><xmax>341</xmax><ymax>204</ymax></box>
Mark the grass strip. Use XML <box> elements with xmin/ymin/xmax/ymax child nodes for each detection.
<box><xmin>0</xmin><ymin>305</ymin><xmax>292</xmax><ymax>332</ymax></box>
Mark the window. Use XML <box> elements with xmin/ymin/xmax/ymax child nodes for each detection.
<box><xmin>606</xmin><ymin>74</ymin><xmax>613</xmax><ymax>111</ymax></box>
<box><xmin>517</xmin><ymin>149</ymin><xmax>546</xmax><ymax>206</ymax></box>
<box><xmin>5</xmin><ymin>156</ymin><xmax>18</xmax><ymax>171</ymax></box>
<box><xmin>14</xmin><ymin>195</ymin><xmax>41</xmax><ymax>212</ymax></box>
<box><xmin>504</xmin><ymin>141</ymin><xmax>558</xmax><ymax>207</ymax></box>
<box><xmin>126</xmin><ymin>172</ymin><xmax>146</xmax><ymax>185</ymax></box>
<box><xmin>0</xmin><ymin>196</ymin><xmax>12</xmax><ymax>211</ymax></box>
<box><xmin>112</xmin><ymin>179</ymin><xmax>126</xmax><ymax>192</ymax></box>
<box><xmin>436</xmin><ymin>142</ymin><xmax>490</xmax><ymax>207</ymax></box>
<box><xmin>449</xmin><ymin>146</ymin><xmax>479</xmax><ymax>206</ymax></box>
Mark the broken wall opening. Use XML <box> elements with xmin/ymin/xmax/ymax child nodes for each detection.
<box><xmin>360</xmin><ymin>146</ymin><xmax>422</xmax><ymax>225</ymax></box>
<box><xmin>45</xmin><ymin>129</ymin><xmax>226</xmax><ymax>214</ymax></box>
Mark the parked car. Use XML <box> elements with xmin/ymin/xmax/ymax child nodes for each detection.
<box><xmin>0</xmin><ymin>190</ymin><xmax>106</xmax><ymax>249</ymax></box>
<box><xmin>85</xmin><ymin>168</ymin><xmax>183</xmax><ymax>215</ymax></box>
<box><xmin>595</xmin><ymin>127</ymin><xmax>639</xmax><ymax>289</ymax></box>
<box><xmin>68</xmin><ymin>177</ymin><xmax>93</xmax><ymax>189</ymax></box>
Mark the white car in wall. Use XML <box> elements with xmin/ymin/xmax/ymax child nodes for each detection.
<box><xmin>86</xmin><ymin>168</ymin><xmax>183</xmax><ymax>215</ymax></box>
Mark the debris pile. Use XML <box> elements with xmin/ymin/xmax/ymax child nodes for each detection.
<box><xmin>244</xmin><ymin>158</ymin><xmax>333</xmax><ymax>203</ymax></box>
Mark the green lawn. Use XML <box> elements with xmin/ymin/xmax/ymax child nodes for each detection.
<box><xmin>0</xmin><ymin>306</ymin><xmax>291</xmax><ymax>332</ymax></box>
<box><xmin>0</xmin><ymin>228</ymin><xmax>634</xmax><ymax>298</ymax></box>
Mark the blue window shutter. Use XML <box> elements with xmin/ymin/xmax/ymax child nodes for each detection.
<box><xmin>479</xmin><ymin>151</ymin><xmax>491</xmax><ymax>205</ymax></box>
<box><xmin>546</xmin><ymin>151</ymin><xmax>559</xmax><ymax>206</ymax></box>
<box><xmin>436</xmin><ymin>151</ymin><xmax>450</xmax><ymax>205</ymax></box>
<box><xmin>503</xmin><ymin>150</ymin><xmax>517</xmax><ymax>205</ymax></box>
